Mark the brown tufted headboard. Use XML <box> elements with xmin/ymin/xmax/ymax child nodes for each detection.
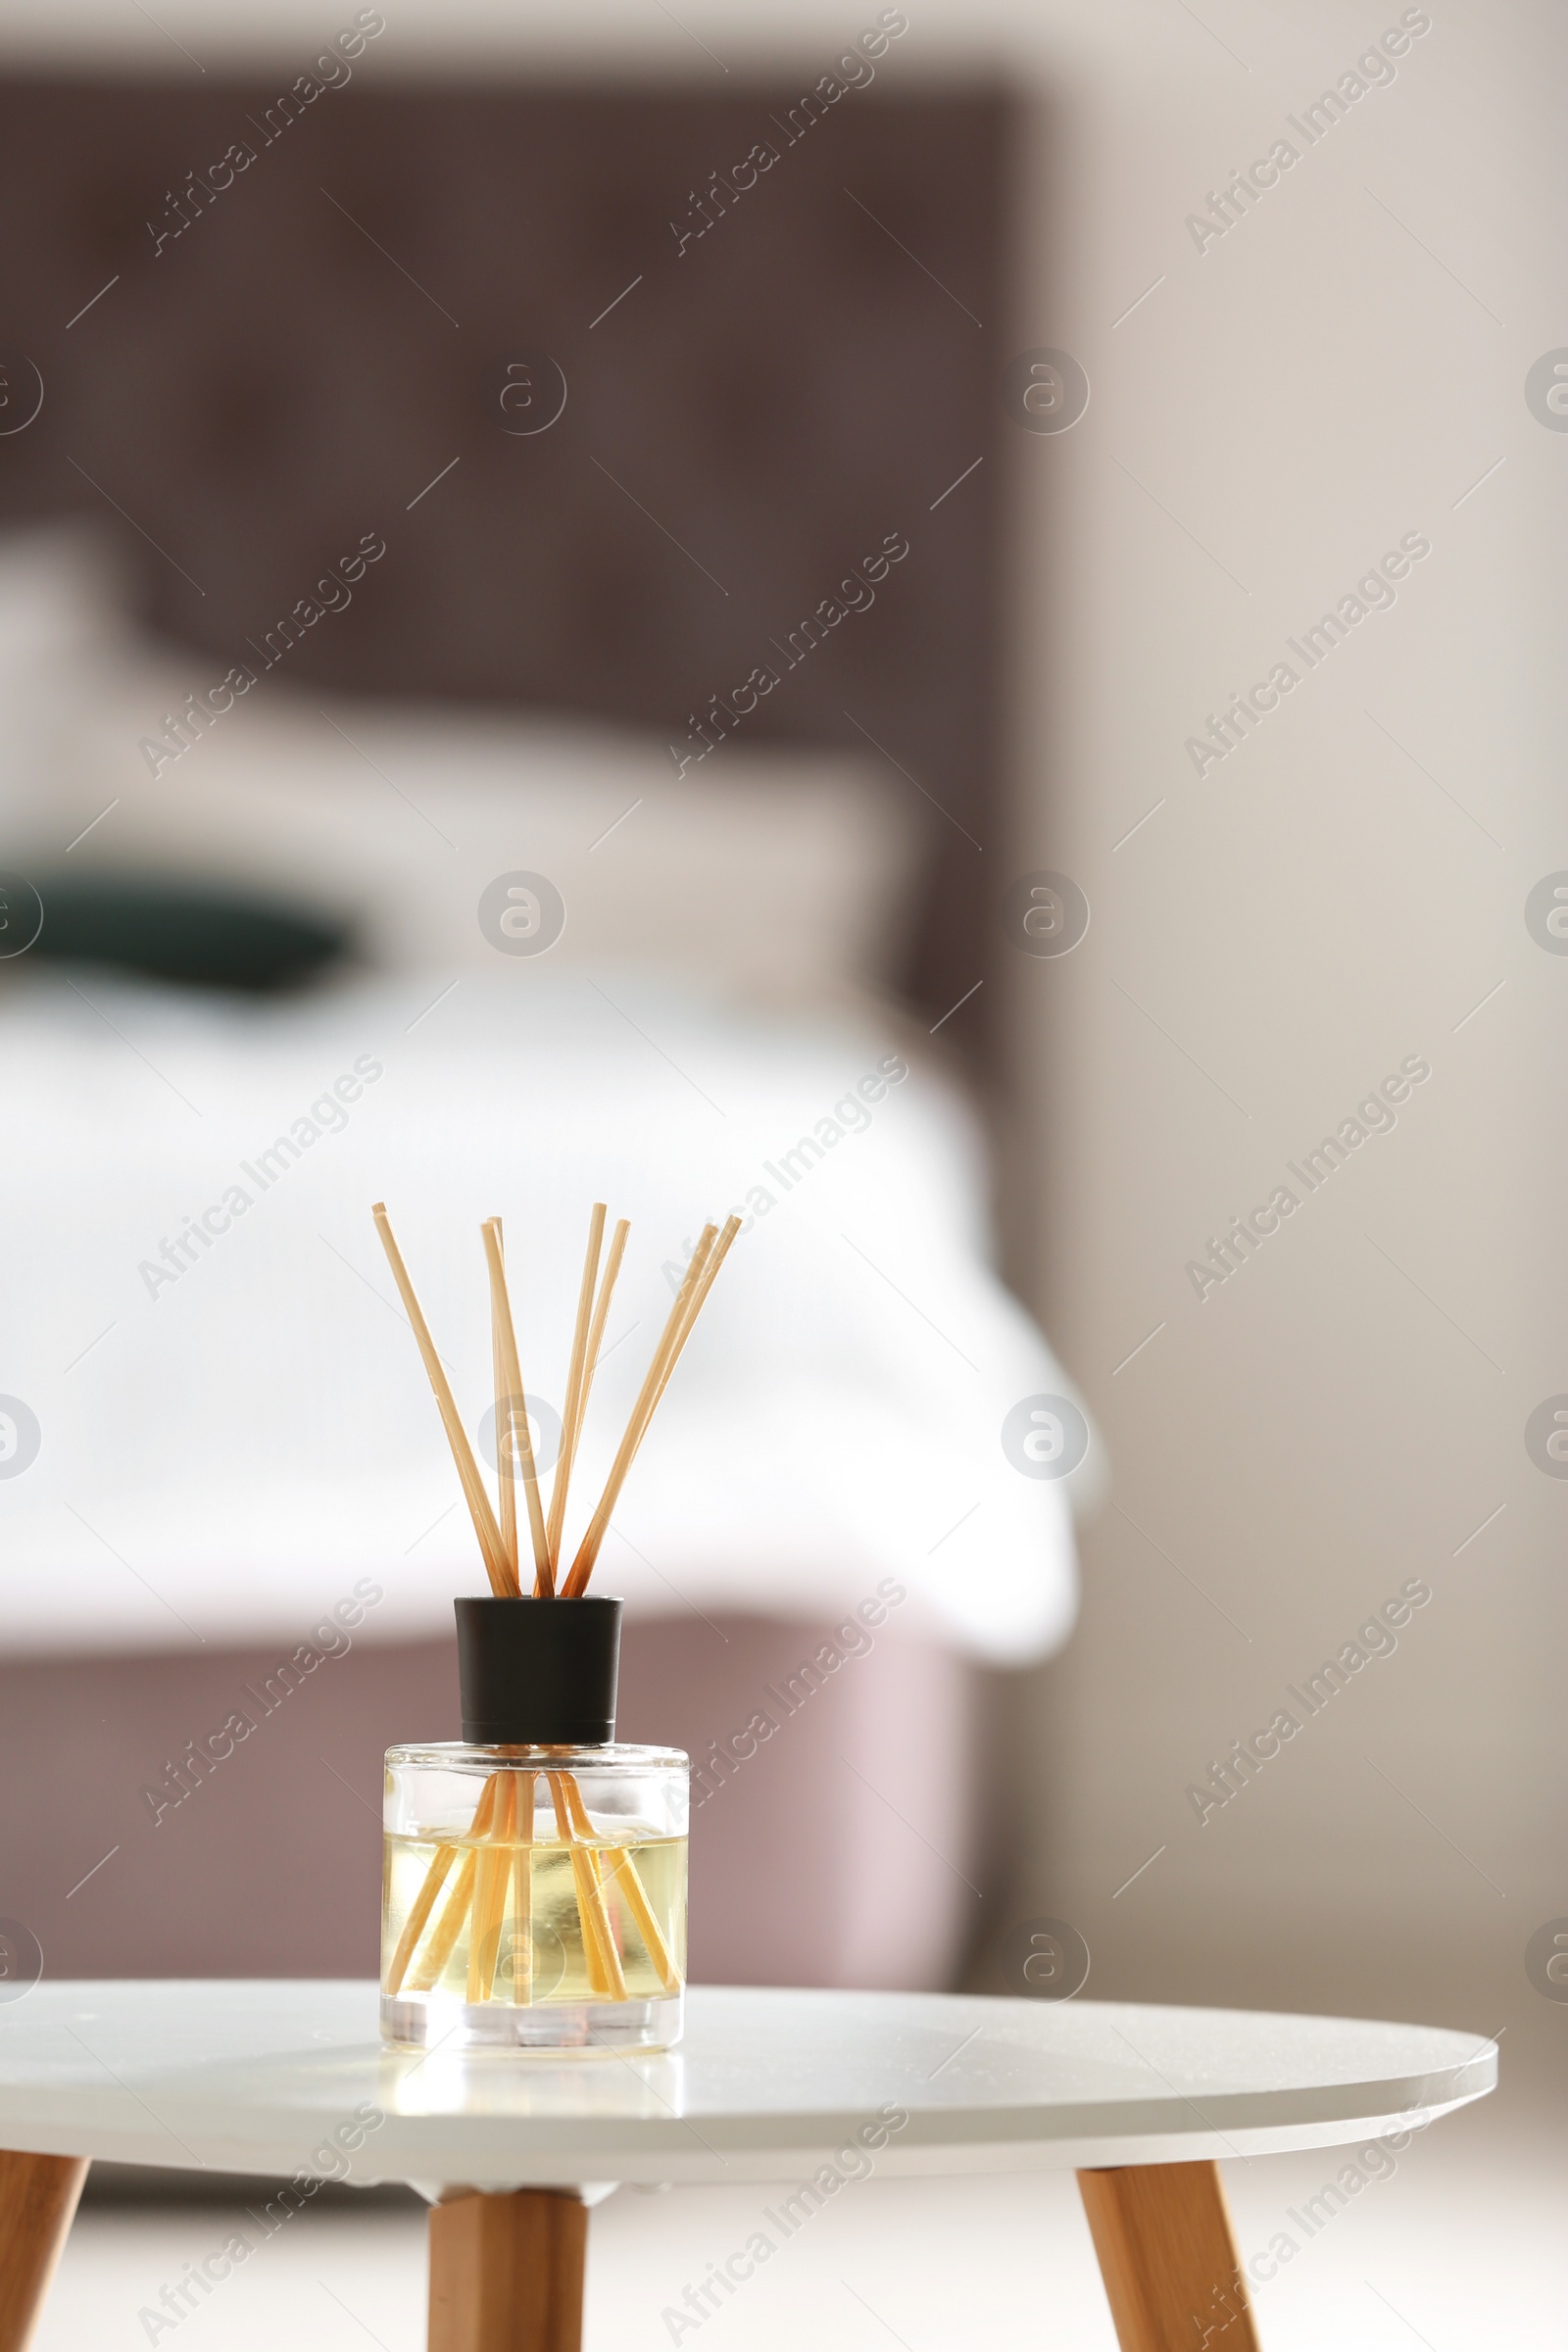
<box><xmin>0</xmin><ymin>66</ymin><xmax>1011</xmax><ymax>1043</ymax></box>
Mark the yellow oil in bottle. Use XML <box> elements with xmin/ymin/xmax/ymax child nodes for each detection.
<box><xmin>382</xmin><ymin>1826</ymin><xmax>686</xmax><ymax>2008</ymax></box>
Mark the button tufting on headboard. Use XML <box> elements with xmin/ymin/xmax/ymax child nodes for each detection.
<box><xmin>0</xmin><ymin>74</ymin><xmax>1012</xmax><ymax>1044</ymax></box>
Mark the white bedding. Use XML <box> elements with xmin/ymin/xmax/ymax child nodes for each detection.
<box><xmin>0</xmin><ymin>964</ymin><xmax>1082</xmax><ymax>1665</ymax></box>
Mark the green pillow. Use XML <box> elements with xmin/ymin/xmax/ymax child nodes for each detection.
<box><xmin>25</xmin><ymin>873</ymin><xmax>351</xmax><ymax>994</ymax></box>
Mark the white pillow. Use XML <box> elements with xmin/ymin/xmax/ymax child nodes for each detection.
<box><xmin>36</xmin><ymin>641</ymin><xmax>924</xmax><ymax>1003</ymax></box>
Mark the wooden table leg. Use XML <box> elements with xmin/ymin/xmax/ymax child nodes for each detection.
<box><xmin>1078</xmin><ymin>2160</ymin><xmax>1260</xmax><ymax>2351</ymax></box>
<box><xmin>0</xmin><ymin>2150</ymin><xmax>89</xmax><ymax>2352</ymax></box>
<box><xmin>428</xmin><ymin>2187</ymin><xmax>587</xmax><ymax>2352</ymax></box>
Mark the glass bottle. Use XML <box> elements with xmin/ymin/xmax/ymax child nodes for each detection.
<box><xmin>380</xmin><ymin>1597</ymin><xmax>688</xmax><ymax>2051</ymax></box>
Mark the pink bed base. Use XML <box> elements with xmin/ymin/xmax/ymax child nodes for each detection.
<box><xmin>3</xmin><ymin>1614</ymin><xmax>977</xmax><ymax>1991</ymax></box>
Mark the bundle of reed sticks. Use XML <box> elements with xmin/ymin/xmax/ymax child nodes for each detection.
<box><xmin>372</xmin><ymin>1200</ymin><xmax>739</xmax><ymax>2006</ymax></box>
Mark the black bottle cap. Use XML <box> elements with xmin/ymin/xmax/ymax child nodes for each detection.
<box><xmin>454</xmin><ymin>1596</ymin><xmax>621</xmax><ymax>1746</ymax></box>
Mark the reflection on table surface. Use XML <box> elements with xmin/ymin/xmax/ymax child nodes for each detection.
<box><xmin>378</xmin><ymin>2043</ymin><xmax>685</xmax><ymax>2122</ymax></box>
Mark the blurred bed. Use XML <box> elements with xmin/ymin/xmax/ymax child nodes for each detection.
<box><xmin>0</xmin><ymin>67</ymin><xmax>1083</xmax><ymax>1991</ymax></box>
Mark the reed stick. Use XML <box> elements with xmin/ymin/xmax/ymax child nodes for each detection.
<box><xmin>599</xmin><ymin>1846</ymin><xmax>680</xmax><ymax>1994</ymax></box>
<box><xmin>615</xmin><ymin>1215</ymin><xmax>740</xmax><ymax>1526</ymax></box>
<box><xmin>653</xmin><ymin>1213</ymin><xmax>742</xmax><ymax>1414</ymax></box>
<box><xmin>511</xmin><ymin>1770</ymin><xmax>534</xmax><ymax>2005</ymax></box>
<box><xmin>372</xmin><ymin>1204</ymin><xmax>513</xmax><ymax>1596</ymax></box>
<box><xmin>560</xmin><ymin>1772</ymin><xmax>679</xmax><ymax>1994</ymax></box>
<box><xmin>481</xmin><ymin>1220</ymin><xmax>549</xmax><ymax>1592</ymax></box>
<box><xmin>561</xmin><ymin>1225</ymin><xmax>717</xmax><ymax>1596</ymax></box>
<box><xmin>409</xmin><ymin>1848</ymin><xmax>480</xmax><ymax>1994</ymax></box>
<box><xmin>469</xmin><ymin>1776</ymin><xmax>514</xmax><ymax>2003</ymax></box>
<box><xmin>545</xmin><ymin>1765</ymin><xmax>605</xmax><ymax>1994</ymax></box>
<box><xmin>491</xmin><ymin>1775</ymin><xmax>519</xmax><ymax>2000</ymax></box>
<box><xmin>544</xmin><ymin>1204</ymin><xmax>604</xmax><ymax>1583</ymax></box>
<box><xmin>546</xmin><ymin>1207</ymin><xmax>629</xmax><ymax>1580</ymax></box>
<box><xmin>564</xmin><ymin>1216</ymin><xmax>740</xmax><ymax>1595</ymax></box>
<box><xmin>548</xmin><ymin>1769</ymin><xmax>626</xmax><ymax>2000</ymax></box>
<box><xmin>466</xmin><ymin>1833</ymin><xmax>497</xmax><ymax>2005</ymax></box>
<box><xmin>562</xmin><ymin>1216</ymin><xmax>629</xmax><ymax>1531</ymax></box>
<box><xmin>402</xmin><ymin>1778</ymin><xmax>500</xmax><ymax>1984</ymax></box>
<box><xmin>489</xmin><ymin>1248</ymin><xmax>517</xmax><ymax>1588</ymax></box>
<box><xmin>484</xmin><ymin>1778</ymin><xmax>516</xmax><ymax>2002</ymax></box>
<box><xmin>572</xmin><ymin>1848</ymin><xmax>615</xmax><ymax>1996</ymax></box>
<box><xmin>385</xmin><ymin>1841</ymin><xmax>456</xmax><ymax>1996</ymax></box>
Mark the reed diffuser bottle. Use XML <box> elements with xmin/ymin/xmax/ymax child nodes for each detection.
<box><xmin>382</xmin><ymin>1598</ymin><xmax>688</xmax><ymax>2050</ymax></box>
<box><xmin>368</xmin><ymin>1196</ymin><xmax>737</xmax><ymax>2055</ymax></box>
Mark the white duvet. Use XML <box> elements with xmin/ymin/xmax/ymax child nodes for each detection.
<box><xmin>0</xmin><ymin>963</ymin><xmax>1082</xmax><ymax>1663</ymax></box>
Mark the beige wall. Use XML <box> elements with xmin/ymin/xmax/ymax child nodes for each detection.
<box><xmin>7</xmin><ymin>0</ymin><xmax>1559</xmax><ymax>2038</ymax></box>
<box><xmin>986</xmin><ymin>0</ymin><xmax>1562</xmax><ymax>2046</ymax></box>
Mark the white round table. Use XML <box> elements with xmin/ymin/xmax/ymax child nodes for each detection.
<box><xmin>0</xmin><ymin>1982</ymin><xmax>1495</xmax><ymax>2352</ymax></box>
